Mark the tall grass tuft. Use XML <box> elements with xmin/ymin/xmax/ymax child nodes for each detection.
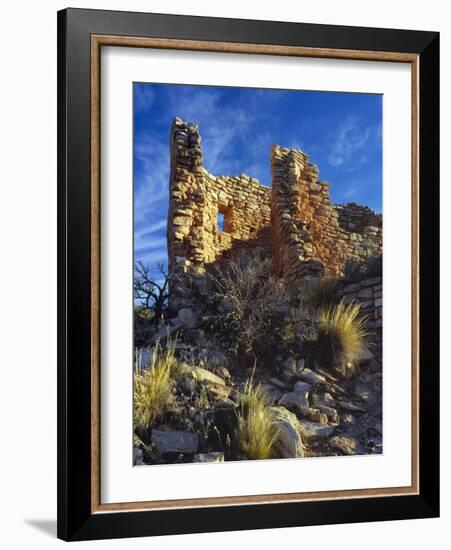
<box><xmin>310</xmin><ymin>300</ymin><xmax>369</xmax><ymax>371</ymax></box>
<box><xmin>237</xmin><ymin>380</ymin><xmax>280</xmax><ymax>460</ymax></box>
<box><xmin>133</xmin><ymin>343</ymin><xmax>177</xmax><ymax>432</ymax></box>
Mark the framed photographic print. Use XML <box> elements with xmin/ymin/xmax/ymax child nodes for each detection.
<box><xmin>57</xmin><ymin>8</ymin><xmax>439</xmax><ymax>541</ymax></box>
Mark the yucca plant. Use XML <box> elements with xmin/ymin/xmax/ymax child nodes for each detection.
<box><xmin>309</xmin><ymin>300</ymin><xmax>369</xmax><ymax>372</ymax></box>
<box><xmin>237</xmin><ymin>380</ymin><xmax>280</xmax><ymax>460</ymax></box>
<box><xmin>133</xmin><ymin>342</ymin><xmax>177</xmax><ymax>432</ymax></box>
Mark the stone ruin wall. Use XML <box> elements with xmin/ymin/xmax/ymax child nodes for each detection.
<box><xmin>168</xmin><ymin>118</ymin><xmax>272</xmax><ymax>277</ymax></box>
<box><xmin>338</xmin><ymin>276</ymin><xmax>383</xmax><ymax>362</ymax></box>
<box><xmin>271</xmin><ymin>146</ymin><xmax>382</xmax><ymax>281</ymax></box>
<box><xmin>168</xmin><ymin>117</ymin><xmax>382</xmax><ymax>289</ymax></box>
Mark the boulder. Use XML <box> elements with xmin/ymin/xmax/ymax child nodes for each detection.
<box><xmin>192</xmin><ymin>367</ymin><xmax>230</xmax><ymax>400</ymax></box>
<box><xmin>270</xmin><ymin>407</ymin><xmax>305</xmax><ymax>458</ymax></box>
<box><xmin>298</xmin><ymin>420</ymin><xmax>334</xmax><ymax>443</ymax></box>
<box><xmin>279</xmin><ymin>391</ymin><xmax>309</xmax><ymax>414</ymax></box>
<box><xmin>151</xmin><ymin>429</ymin><xmax>199</xmax><ymax>455</ymax></box>
<box><xmin>193</xmin><ymin>367</ymin><xmax>225</xmax><ymax>386</ymax></box>
<box><xmin>293</xmin><ymin>381</ymin><xmax>312</xmax><ymax>395</ymax></box>
<box><xmin>298</xmin><ymin>368</ymin><xmax>327</xmax><ymax>385</ymax></box>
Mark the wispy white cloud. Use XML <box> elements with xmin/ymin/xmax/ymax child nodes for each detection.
<box><xmin>328</xmin><ymin>117</ymin><xmax>378</xmax><ymax>169</ymax></box>
<box><xmin>133</xmin><ymin>131</ymin><xmax>170</xmax><ymax>234</ymax></box>
<box><xmin>166</xmin><ymin>87</ymin><xmax>266</xmax><ymax>178</ymax></box>
<box><xmin>134</xmin><ymin>248</ymin><xmax>168</xmax><ymax>263</ymax></box>
<box><xmin>135</xmin><ymin>219</ymin><xmax>167</xmax><ymax>240</ymax></box>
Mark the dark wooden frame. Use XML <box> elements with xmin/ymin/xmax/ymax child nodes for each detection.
<box><xmin>57</xmin><ymin>7</ymin><xmax>439</xmax><ymax>541</ymax></box>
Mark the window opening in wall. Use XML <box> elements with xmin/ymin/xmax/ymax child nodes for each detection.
<box><xmin>217</xmin><ymin>204</ymin><xmax>233</xmax><ymax>233</ymax></box>
<box><xmin>217</xmin><ymin>211</ymin><xmax>225</xmax><ymax>232</ymax></box>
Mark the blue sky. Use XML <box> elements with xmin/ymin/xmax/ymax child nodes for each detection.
<box><xmin>134</xmin><ymin>83</ymin><xmax>382</xmax><ymax>271</ymax></box>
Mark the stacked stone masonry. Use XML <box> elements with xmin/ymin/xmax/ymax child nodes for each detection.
<box><xmin>338</xmin><ymin>277</ymin><xmax>383</xmax><ymax>362</ymax></box>
<box><xmin>168</xmin><ymin>118</ymin><xmax>272</xmax><ymax>275</ymax></box>
<box><xmin>168</xmin><ymin>117</ymin><xmax>382</xmax><ymax>282</ymax></box>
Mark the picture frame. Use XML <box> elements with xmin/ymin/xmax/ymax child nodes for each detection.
<box><xmin>57</xmin><ymin>7</ymin><xmax>440</xmax><ymax>541</ymax></box>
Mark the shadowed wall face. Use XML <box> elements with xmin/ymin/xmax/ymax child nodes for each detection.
<box><xmin>168</xmin><ymin>118</ymin><xmax>382</xmax><ymax>280</ymax></box>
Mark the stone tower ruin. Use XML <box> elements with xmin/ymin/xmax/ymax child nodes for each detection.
<box><xmin>167</xmin><ymin>117</ymin><xmax>382</xmax><ymax>282</ymax></box>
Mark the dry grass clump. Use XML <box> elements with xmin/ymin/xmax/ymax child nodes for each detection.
<box><xmin>237</xmin><ymin>380</ymin><xmax>280</xmax><ymax>460</ymax></box>
<box><xmin>308</xmin><ymin>300</ymin><xmax>369</xmax><ymax>371</ymax></box>
<box><xmin>307</xmin><ymin>278</ymin><xmax>338</xmax><ymax>310</ymax></box>
<box><xmin>133</xmin><ymin>343</ymin><xmax>177</xmax><ymax>432</ymax></box>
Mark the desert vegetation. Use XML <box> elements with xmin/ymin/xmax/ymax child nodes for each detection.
<box><xmin>133</xmin><ymin>252</ymin><xmax>383</xmax><ymax>466</ymax></box>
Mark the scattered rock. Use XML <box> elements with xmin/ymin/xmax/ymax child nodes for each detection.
<box><xmin>206</xmin><ymin>384</ymin><xmax>230</xmax><ymax>401</ymax></box>
<box><xmin>373</xmin><ymin>421</ymin><xmax>383</xmax><ymax>435</ymax></box>
<box><xmin>193</xmin><ymin>367</ymin><xmax>226</xmax><ymax>386</ymax></box>
<box><xmin>340</xmin><ymin>413</ymin><xmax>356</xmax><ymax>425</ymax></box>
<box><xmin>270</xmin><ymin>377</ymin><xmax>290</xmax><ymax>390</ymax></box>
<box><xmin>296</xmin><ymin>358</ymin><xmax>306</xmax><ymax>372</ymax></box>
<box><xmin>305</xmin><ymin>408</ymin><xmax>329</xmax><ymax>424</ymax></box>
<box><xmin>262</xmin><ymin>384</ymin><xmax>283</xmax><ymax>401</ymax></box>
<box><xmin>183</xmin><ymin>377</ymin><xmax>196</xmax><ymax>395</ymax></box>
<box><xmin>338</xmin><ymin>401</ymin><xmax>366</xmax><ymax>412</ymax></box>
<box><xmin>312</xmin><ymin>392</ymin><xmax>336</xmax><ymax>408</ymax></box>
<box><xmin>356</xmin><ymin>347</ymin><xmax>374</xmax><ymax>364</ymax></box>
<box><xmin>281</xmin><ymin>369</ymin><xmax>295</xmax><ymax>382</ymax></box>
<box><xmin>329</xmin><ymin>435</ymin><xmax>359</xmax><ymax>455</ymax></box>
<box><xmin>354</xmin><ymin>383</ymin><xmax>376</xmax><ymax>406</ymax></box>
<box><xmin>218</xmin><ymin>366</ymin><xmax>231</xmax><ymax>380</ymax></box>
<box><xmin>293</xmin><ymin>381</ymin><xmax>312</xmax><ymax>395</ymax></box>
<box><xmin>279</xmin><ymin>391</ymin><xmax>309</xmax><ymax>414</ymax></box>
<box><xmin>270</xmin><ymin>407</ymin><xmax>305</xmax><ymax>458</ymax></box>
<box><xmin>133</xmin><ymin>447</ymin><xmax>144</xmax><ymax>466</ymax></box>
<box><xmin>151</xmin><ymin>429</ymin><xmax>199</xmax><ymax>455</ymax></box>
<box><xmin>317</xmin><ymin>405</ymin><xmax>338</xmax><ymax>424</ymax></box>
<box><xmin>282</xmin><ymin>357</ymin><xmax>297</xmax><ymax>377</ymax></box>
<box><xmin>298</xmin><ymin>368</ymin><xmax>327</xmax><ymax>385</ymax></box>
<box><xmin>193</xmin><ymin>452</ymin><xmax>224</xmax><ymax>463</ymax></box>
<box><xmin>298</xmin><ymin>420</ymin><xmax>334</xmax><ymax>443</ymax></box>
